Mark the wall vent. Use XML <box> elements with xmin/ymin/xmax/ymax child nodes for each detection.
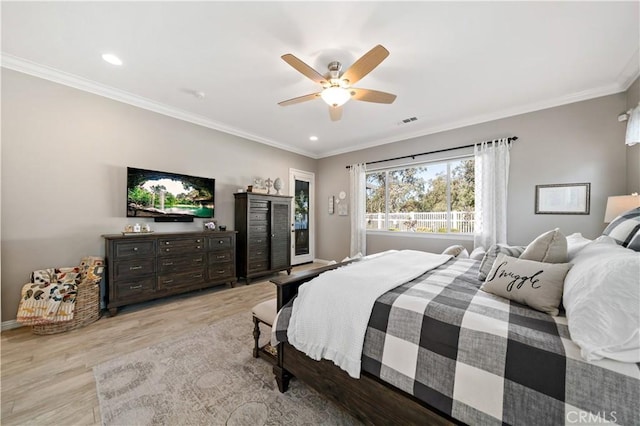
<box><xmin>399</xmin><ymin>116</ymin><xmax>418</xmax><ymax>125</ymax></box>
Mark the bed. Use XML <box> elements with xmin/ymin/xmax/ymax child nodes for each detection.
<box><xmin>269</xmin><ymin>237</ymin><xmax>640</xmax><ymax>425</ymax></box>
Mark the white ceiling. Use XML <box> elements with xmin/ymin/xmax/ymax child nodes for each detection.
<box><xmin>2</xmin><ymin>1</ymin><xmax>638</xmax><ymax>158</ymax></box>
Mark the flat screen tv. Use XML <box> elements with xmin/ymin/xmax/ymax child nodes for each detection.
<box><xmin>127</xmin><ymin>167</ymin><xmax>214</xmax><ymax>222</ymax></box>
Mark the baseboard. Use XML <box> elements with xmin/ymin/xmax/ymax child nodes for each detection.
<box><xmin>1</xmin><ymin>320</ymin><xmax>23</xmax><ymax>332</ymax></box>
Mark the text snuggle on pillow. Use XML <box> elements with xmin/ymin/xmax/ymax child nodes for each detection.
<box><xmin>480</xmin><ymin>253</ymin><xmax>572</xmax><ymax>316</ymax></box>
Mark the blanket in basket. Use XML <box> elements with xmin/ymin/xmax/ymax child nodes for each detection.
<box><xmin>17</xmin><ymin>267</ymin><xmax>80</xmax><ymax>325</ymax></box>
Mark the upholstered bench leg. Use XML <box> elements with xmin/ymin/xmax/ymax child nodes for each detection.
<box><xmin>252</xmin><ymin>315</ymin><xmax>260</xmax><ymax>358</ymax></box>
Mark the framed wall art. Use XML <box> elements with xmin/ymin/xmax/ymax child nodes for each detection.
<box><xmin>535</xmin><ymin>183</ymin><xmax>590</xmax><ymax>215</ymax></box>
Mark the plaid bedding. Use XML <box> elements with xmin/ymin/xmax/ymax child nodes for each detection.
<box><xmin>274</xmin><ymin>258</ymin><xmax>640</xmax><ymax>425</ymax></box>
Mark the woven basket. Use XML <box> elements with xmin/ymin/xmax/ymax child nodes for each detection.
<box><xmin>31</xmin><ymin>280</ymin><xmax>101</xmax><ymax>335</ymax></box>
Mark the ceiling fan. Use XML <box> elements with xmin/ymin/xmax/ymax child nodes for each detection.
<box><xmin>278</xmin><ymin>45</ymin><xmax>397</xmax><ymax>121</ymax></box>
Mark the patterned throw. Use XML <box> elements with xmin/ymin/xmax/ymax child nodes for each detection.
<box><xmin>16</xmin><ymin>257</ymin><xmax>105</xmax><ymax>326</ymax></box>
<box><xmin>275</xmin><ymin>258</ymin><xmax>639</xmax><ymax>425</ymax></box>
<box><xmin>17</xmin><ymin>268</ymin><xmax>80</xmax><ymax>325</ymax></box>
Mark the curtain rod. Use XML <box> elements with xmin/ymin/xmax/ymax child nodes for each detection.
<box><xmin>345</xmin><ymin>136</ymin><xmax>518</xmax><ymax>169</ymax></box>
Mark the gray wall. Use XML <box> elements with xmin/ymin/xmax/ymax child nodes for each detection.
<box><xmin>627</xmin><ymin>78</ymin><xmax>640</xmax><ymax>194</ymax></box>
<box><xmin>2</xmin><ymin>67</ymin><xmax>636</xmax><ymax>322</ymax></box>
<box><xmin>0</xmin><ymin>69</ymin><xmax>316</xmax><ymax>321</ymax></box>
<box><xmin>316</xmin><ymin>92</ymin><xmax>630</xmax><ymax>262</ymax></box>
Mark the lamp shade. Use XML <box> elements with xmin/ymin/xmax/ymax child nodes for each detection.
<box><xmin>604</xmin><ymin>194</ymin><xmax>640</xmax><ymax>222</ymax></box>
<box><xmin>626</xmin><ymin>104</ymin><xmax>640</xmax><ymax>146</ymax></box>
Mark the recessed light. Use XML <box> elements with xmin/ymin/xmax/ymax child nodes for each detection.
<box><xmin>309</xmin><ymin>136</ymin><xmax>318</xmax><ymax>141</ymax></box>
<box><xmin>102</xmin><ymin>53</ymin><xmax>123</xmax><ymax>66</ymax></box>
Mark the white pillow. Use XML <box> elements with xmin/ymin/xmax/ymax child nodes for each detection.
<box><xmin>469</xmin><ymin>247</ymin><xmax>486</xmax><ymax>261</ymax></box>
<box><xmin>520</xmin><ymin>228</ymin><xmax>568</xmax><ymax>263</ymax></box>
<box><xmin>563</xmin><ymin>239</ymin><xmax>640</xmax><ymax>363</ymax></box>
<box><xmin>442</xmin><ymin>245</ymin><xmax>469</xmax><ymax>258</ymax></box>
<box><xmin>566</xmin><ymin>232</ymin><xmax>592</xmax><ymax>261</ymax></box>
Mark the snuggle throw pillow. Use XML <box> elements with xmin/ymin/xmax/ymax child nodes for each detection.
<box><xmin>481</xmin><ymin>253</ymin><xmax>571</xmax><ymax>316</ymax></box>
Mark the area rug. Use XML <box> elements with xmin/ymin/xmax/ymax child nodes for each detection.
<box><xmin>93</xmin><ymin>312</ymin><xmax>359</xmax><ymax>425</ymax></box>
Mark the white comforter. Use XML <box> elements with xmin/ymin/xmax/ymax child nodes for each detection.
<box><xmin>286</xmin><ymin>250</ymin><xmax>452</xmax><ymax>378</ymax></box>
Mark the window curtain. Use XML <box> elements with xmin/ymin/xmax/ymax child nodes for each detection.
<box><xmin>474</xmin><ymin>138</ymin><xmax>511</xmax><ymax>249</ymax></box>
<box><xmin>349</xmin><ymin>163</ymin><xmax>367</xmax><ymax>256</ymax></box>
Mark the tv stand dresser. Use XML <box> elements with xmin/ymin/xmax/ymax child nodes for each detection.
<box><xmin>102</xmin><ymin>231</ymin><xmax>236</xmax><ymax>316</ymax></box>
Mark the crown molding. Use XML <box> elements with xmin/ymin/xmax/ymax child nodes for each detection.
<box><xmin>617</xmin><ymin>49</ymin><xmax>640</xmax><ymax>90</ymax></box>
<box><xmin>319</xmin><ymin>82</ymin><xmax>630</xmax><ymax>158</ymax></box>
<box><xmin>0</xmin><ymin>53</ymin><xmax>319</xmax><ymax>159</ymax></box>
<box><xmin>2</xmin><ymin>53</ymin><xmax>634</xmax><ymax>160</ymax></box>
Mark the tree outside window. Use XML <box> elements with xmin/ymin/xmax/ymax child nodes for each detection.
<box><xmin>365</xmin><ymin>158</ymin><xmax>475</xmax><ymax>233</ymax></box>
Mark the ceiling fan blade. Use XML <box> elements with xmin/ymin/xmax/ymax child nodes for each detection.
<box><xmin>350</xmin><ymin>88</ymin><xmax>397</xmax><ymax>104</ymax></box>
<box><xmin>341</xmin><ymin>45</ymin><xmax>389</xmax><ymax>86</ymax></box>
<box><xmin>278</xmin><ymin>93</ymin><xmax>321</xmax><ymax>106</ymax></box>
<box><xmin>281</xmin><ymin>54</ymin><xmax>328</xmax><ymax>85</ymax></box>
<box><xmin>329</xmin><ymin>106</ymin><xmax>343</xmax><ymax>121</ymax></box>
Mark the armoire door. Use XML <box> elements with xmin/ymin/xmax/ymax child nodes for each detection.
<box><xmin>270</xmin><ymin>200</ymin><xmax>291</xmax><ymax>271</ymax></box>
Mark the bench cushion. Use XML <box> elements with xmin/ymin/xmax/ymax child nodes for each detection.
<box><xmin>252</xmin><ymin>298</ymin><xmax>277</xmax><ymax>326</ymax></box>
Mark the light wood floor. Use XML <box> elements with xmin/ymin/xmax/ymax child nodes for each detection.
<box><xmin>1</xmin><ymin>264</ymin><xmax>320</xmax><ymax>426</ymax></box>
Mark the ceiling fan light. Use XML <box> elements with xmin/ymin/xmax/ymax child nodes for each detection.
<box><xmin>321</xmin><ymin>87</ymin><xmax>351</xmax><ymax>107</ymax></box>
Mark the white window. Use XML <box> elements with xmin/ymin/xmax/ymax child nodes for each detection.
<box><xmin>365</xmin><ymin>157</ymin><xmax>475</xmax><ymax>234</ymax></box>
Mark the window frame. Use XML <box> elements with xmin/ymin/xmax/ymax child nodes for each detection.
<box><xmin>365</xmin><ymin>155</ymin><xmax>475</xmax><ymax>237</ymax></box>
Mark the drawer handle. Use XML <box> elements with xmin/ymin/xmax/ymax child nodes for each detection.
<box><xmin>133</xmin><ymin>247</ymin><xmax>138</xmax><ymax>251</ymax></box>
<box><xmin>256</xmin><ymin>251</ymin><xmax>262</xmax><ymax>255</ymax></box>
<box><xmin>196</xmin><ymin>239</ymin><xmax>201</xmax><ymax>243</ymax></box>
<box><xmin>216</xmin><ymin>255</ymin><xmax>226</xmax><ymax>259</ymax></box>
<box><xmin>256</xmin><ymin>240</ymin><xmax>262</xmax><ymax>243</ymax></box>
<box><xmin>196</xmin><ymin>246</ymin><xmax>201</xmax><ymax>249</ymax></box>
<box><xmin>217</xmin><ymin>270</ymin><xmax>226</xmax><ymax>274</ymax></box>
<box><xmin>129</xmin><ymin>284</ymin><xmax>143</xmax><ymax>290</ymax></box>
<box><xmin>165</xmin><ymin>242</ymin><xmax>170</xmax><ymax>245</ymax></box>
<box><xmin>194</xmin><ymin>259</ymin><xmax>203</xmax><ymax>263</ymax></box>
<box><xmin>165</xmin><ymin>248</ymin><xmax>171</xmax><ymax>252</ymax></box>
<box><xmin>218</xmin><ymin>240</ymin><xmax>224</xmax><ymax>244</ymax></box>
<box><xmin>163</xmin><ymin>262</ymin><xmax>174</xmax><ymax>266</ymax></box>
<box><xmin>163</xmin><ymin>279</ymin><xmax>174</xmax><ymax>284</ymax></box>
<box><xmin>193</xmin><ymin>274</ymin><xmax>203</xmax><ymax>278</ymax></box>
<box><xmin>129</xmin><ymin>266</ymin><xmax>143</xmax><ymax>270</ymax></box>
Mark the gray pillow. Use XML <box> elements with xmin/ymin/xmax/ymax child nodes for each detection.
<box><xmin>520</xmin><ymin>228</ymin><xmax>568</xmax><ymax>263</ymax></box>
<box><xmin>478</xmin><ymin>244</ymin><xmax>526</xmax><ymax>280</ymax></box>
<box><xmin>481</xmin><ymin>253</ymin><xmax>571</xmax><ymax>316</ymax></box>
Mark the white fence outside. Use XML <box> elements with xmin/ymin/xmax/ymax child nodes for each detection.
<box><xmin>365</xmin><ymin>211</ymin><xmax>475</xmax><ymax>233</ymax></box>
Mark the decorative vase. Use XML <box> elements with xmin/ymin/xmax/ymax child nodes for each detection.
<box><xmin>274</xmin><ymin>178</ymin><xmax>283</xmax><ymax>195</ymax></box>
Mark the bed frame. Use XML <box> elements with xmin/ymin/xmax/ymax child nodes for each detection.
<box><xmin>270</xmin><ymin>262</ymin><xmax>458</xmax><ymax>425</ymax></box>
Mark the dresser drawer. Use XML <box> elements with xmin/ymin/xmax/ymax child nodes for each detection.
<box><xmin>208</xmin><ymin>263</ymin><xmax>234</xmax><ymax>281</ymax></box>
<box><xmin>249</xmin><ymin>212</ymin><xmax>268</xmax><ymax>223</ymax></box>
<box><xmin>114</xmin><ymin>278</ymin><xmax>155</xmax><ymax>300</ymax></box>
<box><xmin>249</xmin><ymin>247</ymin><xmax>268</xmax><ymax>260</ymax></box>
<box><xmin>112</xmin><ymin>258</ymin><xmax>156</xmax><ymax>280</ymax></box>
<box><xmin>208</xmin><ymin>250</ymin><xmax>233</xmax><ymax>264</ymax></box>
<box><xmin>249</xmin><ymin>200</ymin><xmax>269</xmax><ymax>210</ymax></box>
<box><xmin>249</xmin><ymin>225</ymin><xmax>268</xmax><ymax>235</ymax></box>
<box><xmin>158</xmin><ymin>254</ymin><xmax>205</xmax><ymax>273</ymax></box>
<box><xmin>208</xmin><ymin>236</ymin><xmax>233</xmax><ymax>251</ymax></box>
<box><xmin>114</xmin><ymin>240</ymin><xmax>155</xmax><ymax>258</ymax></box>
<box><xmin>248</xmin><ymin>260</ymin><xmax>268</xmax><ymax>273</ymax></box>
<box><xmin>158</xmin><ymin>237</ymin><xmax>205</xmax><ymax>255</ymax></box>
<box><xmin>157</xmin><ymin>269</ymin><xmax>206</xmax><ymax>291</ymax></box>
